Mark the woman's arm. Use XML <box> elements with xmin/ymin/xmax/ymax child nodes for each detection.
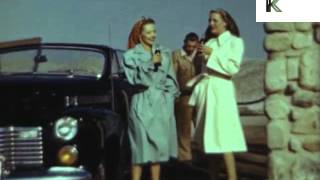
<box><xmin>206</xmin><ymin>38</ymin><xmax>244</xmax><ymax>76</ymax></box>
<box><xmin>164</xmin><ymin>52</ymin><xmax>180</xmax><ymax>98</ymax></box>
<box><xmin>123</xmin><ymin>49</ymin><xmax>171</xmax><ymax>87</ymax></box>
<box><xmin>123</xmin><ymin>51</ymin><xmax>155</xmax><ymax>86</ymax></box>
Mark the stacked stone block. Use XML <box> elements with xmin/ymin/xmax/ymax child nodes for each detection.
<box><xmin>264</xmin><ymin>22</ymin><xmax>320</xmax><ymax>180</ymax></box>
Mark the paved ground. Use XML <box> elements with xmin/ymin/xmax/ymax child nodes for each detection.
<box><xmin>122</xmin><ymin>162</ymin><xmax>265</xmax><ymax>180</ymax></box>
<box><xmin>119</xmin><ymin>149</ymin><xmax>266</xmax><ymax>180</ymax></box>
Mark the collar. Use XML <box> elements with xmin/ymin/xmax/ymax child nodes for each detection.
<box><xmin>133</xmin><ymin>43</ymin><xmax>169</xmax><ymax>54</ymax></box>
<box><xmin>133</xmin><ymin>44</ymin><xmax>148</xmax><ymax>54</ymax></box>
<box><xmin>180</xmin><ymin>49</ymin><xmax>196</xmax><ymax>62</ymax></box>
<box><xmin>217</xmin><ymin>30</ymin><xmax>232</xmax><ymax>46</ymax></box>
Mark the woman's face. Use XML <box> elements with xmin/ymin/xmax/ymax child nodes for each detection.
<box><xmin>140</xmin><ymin>23</ymin><xmax>157</xmax><ymax>46</ymax></box>
<box><xmin>209</xmin><ymin>12</ymin><xmax>227</xmax><ymax>36</ymax></box>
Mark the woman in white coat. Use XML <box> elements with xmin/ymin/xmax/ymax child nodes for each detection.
<box><xmin>189</xmin><ymin>9</ymin><xmax>247</xmax><ymax>180</ymax></box>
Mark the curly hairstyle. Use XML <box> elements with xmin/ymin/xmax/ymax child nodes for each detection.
<box><xmin>127</xmin><ymin>17</ymin><xmax>155</xmax><ymax>49</ymax></box>
<box><xmin>204</xmin><ymin>9</ymin><xmax>240</xmax><ymax>43</ymax></box>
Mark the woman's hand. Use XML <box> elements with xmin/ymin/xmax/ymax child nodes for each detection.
<box><xmin>198</xmin><ymin>44</ymin><xmax>212</xmax><ymax>57</ymax></box>
<box><xmin>152</xmin><ymin>53</ymin><xmax>161</xmax><ymax>64</ymax></box>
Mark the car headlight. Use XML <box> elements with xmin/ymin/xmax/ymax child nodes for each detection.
<box><xmin>54</xmin><ymin>116</ymin><xmax>78</xmax><ymax>141</ymax></box>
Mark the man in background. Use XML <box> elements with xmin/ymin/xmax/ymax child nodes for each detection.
<box><xmin>172</xmin><ymin>32</ymin><xmax>203</xmax><ymax>162</ymax></box>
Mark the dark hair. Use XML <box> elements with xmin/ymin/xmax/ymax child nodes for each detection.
<box><xmin>204</xmin><ymin>9</ymin><xmax>240</xmax><ymax>43</ymax></box>
<box><xmin>184</xmin><ymin>32</ymin><xmax>199</xmax><ymax>44</ymax></box>
<box><xmin>127</xmin><ymin>17</ymin><xmax>155</xmax><ymax>49</ymax></box>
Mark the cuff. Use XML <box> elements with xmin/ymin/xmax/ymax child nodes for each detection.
<box><xmin>206</xmin><ymin>49</ymin><xmax>226</xmax><ymax>75</ymax></box>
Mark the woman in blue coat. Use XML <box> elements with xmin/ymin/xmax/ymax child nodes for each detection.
<box><xmin>123</xmin><ymin>17</ymin><xmax>180</xmax><ymax>180</ymax></box>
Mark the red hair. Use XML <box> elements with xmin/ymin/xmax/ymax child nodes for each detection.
<box><xmin>127</xmin><ymin>17</ymin><xmax>155</xmax><ymax>49</ymax></box>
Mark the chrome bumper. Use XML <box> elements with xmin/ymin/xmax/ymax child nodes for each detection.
<box><xmin>3</xmin><ymin>167</ymin><xmax>92</xmax><ymax>180</ymax></box>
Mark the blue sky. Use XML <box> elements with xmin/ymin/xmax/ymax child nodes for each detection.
<box><xmin>0</xmin><ymin>0</ymin><xmax>265</xmax><ymax>59</ymax></box>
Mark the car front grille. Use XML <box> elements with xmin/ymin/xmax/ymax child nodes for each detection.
<box><xmin>0</xmin><ymin>126</ymin><xmax>43</xmax><ymax>171</ymax></box>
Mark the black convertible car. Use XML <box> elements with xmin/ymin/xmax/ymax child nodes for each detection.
<box><xmin>0</xmin><ymin>39</ymin><xmax>134</xmax><ymax>180</ymax></box>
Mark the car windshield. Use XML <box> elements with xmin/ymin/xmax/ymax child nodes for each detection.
<box><xmin>0</xmin><ymin>48</ymin><xmax>105</xmax><ymax>78</ymax></box>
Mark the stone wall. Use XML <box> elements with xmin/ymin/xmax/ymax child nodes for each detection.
<box><xmin>264</xmin><ymin>22</ymin><xmax>320</xmax><ymax>180</ymax></box>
